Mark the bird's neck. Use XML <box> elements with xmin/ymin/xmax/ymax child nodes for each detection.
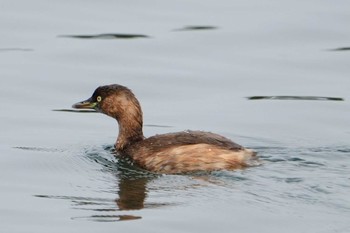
<box><xmin>115</xmin><ymin>107</ymin><xmax>144</xmax><ymax>151</ymax></box>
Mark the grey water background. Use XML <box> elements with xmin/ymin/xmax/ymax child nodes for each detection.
<box><xmin>1</xmin><ymin>0</ymin><xmax>350</xmax><ymax>232</ymax></box>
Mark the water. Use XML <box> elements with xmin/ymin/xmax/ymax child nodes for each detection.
<box><xmin>1</xmin><ymin>0</ymin><xmax>350</xmax><ymax>232</ymax></box>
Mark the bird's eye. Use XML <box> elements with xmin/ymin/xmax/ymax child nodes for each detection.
<box><xmin>97</xmin><ymin>96</ymin><xmax>102</xmax><ymax>102</ymax></box>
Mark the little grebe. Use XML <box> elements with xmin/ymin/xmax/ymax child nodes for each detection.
<box><xmin>72</xmin><ymin>84</ymin><xmax>257</xmax><ymax>174</ymax></box>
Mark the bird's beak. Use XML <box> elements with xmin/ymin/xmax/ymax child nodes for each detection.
<box><xmin>72</xmin><ymin>97</ymin><xmax>97</xmax><ymax>110</ymax></box>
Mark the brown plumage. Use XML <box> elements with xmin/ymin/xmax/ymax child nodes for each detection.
<box><xmin>72</xmin><ymin>84</ymin><xmax>257</xmax><ymax>174</ymax></box>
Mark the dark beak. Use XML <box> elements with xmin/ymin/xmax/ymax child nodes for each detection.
<box><xmin>72</xmin><ymin>97</ymin><xmax>97</xmax><ymax>110</ymax></box>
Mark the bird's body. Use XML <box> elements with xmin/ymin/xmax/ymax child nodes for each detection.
<box><xmin>73</xmin><ymin>84</ymin><xmax>257</xmax><ymax>174</ymax></box>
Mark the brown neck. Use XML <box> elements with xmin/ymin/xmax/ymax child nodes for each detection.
<box><xmin>99</xmin><ymin>87</ymin><xmax>145</xmax><ymax>151</ymax></box>
<box><xmin>115</xmin><ymin>107</ymin><xmax>144</xmax><ymax>151</ymax></box>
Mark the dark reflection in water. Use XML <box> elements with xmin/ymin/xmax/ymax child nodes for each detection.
<box><xmin>34</xmin><ymin>195</ymin><xmax>142</xmax><ymax>222</ymax></box>
<box><xmin>72</xmin><ymin>214</ymin><xmax>142</xmax><ymax>222</ymax></box>
<box><xmin>14</xmin><ymin>146</ymin><xmax>65</xmax><ymax>153</ymax></box>
<box><xmin>247</xmin><ymin>96</ymin><xmax>344</xmax><ymax>101</ymax></box>
<box><xmin>59</xmin><ymin>33</ymin><xmax>149</xmax><ymax>40</ymax></box>
<box><xmin>173</xmin><ymin>25</ymin><xmax>218</xmax><ymax>31</ymax></box>
<box><xmin>53</xmin><ymin>109</ymin><xmax>173</xmax><ymax>127</ymax></box>
<box><xmin>329</xmin><ymin>47</ymin><xmax>350</xmax><ymax>51</ymax></box>
<box><xmin>0</xmin><ymin>48</ymin><xmax>33</xmax><ymax>52</ymax></box>
<box><xmin>53</xmin><ymin>109</ymin><xmax>97</xmax><ymax>113</ymax></box>
<box><xmin>144</xmin><ymin>124</ymin><xmax>173</xmax><ymax>128</ymax></box>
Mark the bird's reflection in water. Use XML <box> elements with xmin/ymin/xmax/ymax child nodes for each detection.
<box><xmin>35</xmin><ymin>147</ymin><xmax>168</xmax><ymax>222</ymax></box>
<box><xmin>85</xmin><ymin>173</ymin><xmax>152</xmax><ymax>222</ymax></box>
<box><xmin>82</xmin><ymin>154</ymin><xmax>160</xmax><ymax>222</ymax></box>
<box><xmin>116</xmin><ymin>176</ymin><xmax>148</xmax><ymax>210</ymax></box>
<box><xmin>72</xmin><ymin>173</ymin><xmax>151</xmax><ymax>222</ymax></box>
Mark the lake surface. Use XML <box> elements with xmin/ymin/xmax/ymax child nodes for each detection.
<box><xmin>1</xmin><ymin>1</ymin><xmax>349</xmax><ymax>232</ymax></box>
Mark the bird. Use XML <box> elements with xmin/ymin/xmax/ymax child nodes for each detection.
<box><xmin>72</xmin><ymin>84</ymin><xmax>257</xmax><ymax>174</ymax></box>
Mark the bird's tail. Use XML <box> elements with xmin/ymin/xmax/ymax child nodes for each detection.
<box><xmin>243</xmin><ymin>148</ymin><xmax>260</xmax><ymax>166</ymax></box>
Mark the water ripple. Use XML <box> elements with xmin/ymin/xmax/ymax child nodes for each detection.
<box><xmin>28</xmin><ymin>143</ymin><xmax>350</xmax><ymax>222</ymax></box>
<box><xmin>59</xmin><ymin>33</ymin><xmax>150</xmax><ymax>40</ymax></box>
<box><xmin>247</xmin><ymin>96</ymin><xmax>344</xmax><ymax>101</ymax></box>
<box><xmin>173</xmin><ymin>25</ymin><xmax>218</xmax><ymax>31</ymax></box>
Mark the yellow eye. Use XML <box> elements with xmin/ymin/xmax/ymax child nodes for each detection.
<box><xmin>97</xmin><ymin>96</ymin><xmax>102</xmax><ymax>102</ymax></box>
